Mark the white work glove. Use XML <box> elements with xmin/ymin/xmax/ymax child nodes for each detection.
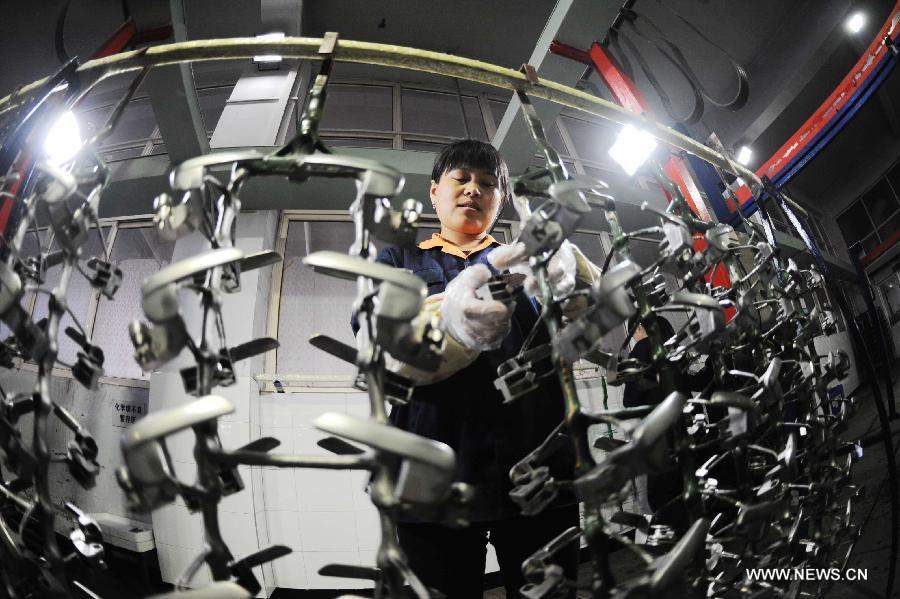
<box><xmin>489</xmin><ymin>240</ymin><xmax>577</xmax><ymax>301</ymax></box>
<box><xmin>440</xmin><ymin>263</ymin><xmax>514</xmax><ymax>351</ymax></box>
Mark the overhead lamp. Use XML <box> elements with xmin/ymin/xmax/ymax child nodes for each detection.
<box><xmin>254</xmin><ymin>32</ymin><xmax>285</xmax><ymax>68</ymax></box>
<box><xmin>44</xmin><ymin>110</ymin><xmax>82</xmax><ymax>165</ymax></box>
<box><xmin>845</xmin><ymin>12</ymin><xmax>865</xmax><ymax>34</ymax></box>
<box><xmin>608</xmin><ymin>124</ymin><xmax>658</xmax><ymax>176</ymax></box>
<box><xmin>736</xmin><ymin>145</ymin><xmax>753</xmax><ymax>166</ymax></box>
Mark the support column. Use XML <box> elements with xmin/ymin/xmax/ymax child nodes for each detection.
<box><xmin>133</xmin><ymin>0</ymin><xmax>210</xmax><ymax>163</ymax></box>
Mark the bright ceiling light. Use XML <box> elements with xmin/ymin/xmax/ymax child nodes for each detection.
<box><xmin>845</xmin><ymin>12</ymin><xmax>865</xmax><ymax>33</ymax></box>
<box><xmin>44</xmin><ymin>110</ymin><xmax>82</xmax><ymax>165</ymax></box>
<box><xmin>254</xmin><ymin>32</ymin><xmax>285</xmax><ymax>64</ymax></box>
<box><xmin>608</xmin><ymin>124</ymin><xmax>658</xmax><ymax>176</ymax></box>
<box><xmin>736</xmin><ymin>146</ymin><xmax>753</xmax><ymax>165</ymax></box>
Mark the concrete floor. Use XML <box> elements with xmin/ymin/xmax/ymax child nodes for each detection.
<box><xmin>485</xmin><ymin>375</ymin><xmax>900</xmax><ymax>599</ymax></box>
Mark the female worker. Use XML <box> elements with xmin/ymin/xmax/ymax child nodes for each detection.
<box><xmin>362</xmin><ymin>139</ymin><xmax>590</xmax><ymax>598</ymax></box>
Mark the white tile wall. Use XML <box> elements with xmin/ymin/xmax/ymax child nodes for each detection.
<box><xmin>242</xmin><ymin>389</ymin><xmax>356</xmax><ymax>588</ymax></box>
<box><xmin>255</xmin><ymin>509</ymin><xmax>270</xmax><ymax>548</ymax></box>
<box><xmin>219</xmin><ymin>419</ymin><xmax>251</xmax><ymax>450</ymax></box>
<box><xmin>265</xmin><ymin>510</ymin><xmax>302</xmax><ymax>550</ymax></box>
<box><xmin>260</xmin><ymin>425</ymin><xmax>297</xmax><ymax>455</ymax></box>
<box><xmin>354</xmin><ymin>510</ymin><xmax>381</xmax><ymax>551</ymax></box>
<box><xmin>297</xmin><ymin>469</ymin><xmax>357</xmax><ymax>512</ymax></box>
<box><xmin>345</xmin><ymin>393</ymin><xmax>371</xmax><ymax>418</ymax></box>
<box><xmin>299</xmin><ymin>512</ymin><xmax>358</xmax><ymax>551</ymax></box>
<box><xmin>260</xmin><ymin>559</ymin><xmax>277</xmax><ymax>597</ymax></box>
<box><xmin>217</xmin><ymin>378</ymin><xmax>253</xmax><ymax>423</ymax></box>
<box><xmin>222</xmin><ymin>386</ymin><xmax>388</xmax><ymax>589</ymax></box>
<box><xmin>257</xmin><ymin>394</ymin><xmax>295</xmax><ymax>429</ymax></box>
<box><xmin>274</xmin><ymin>552</ymin><xmax>308</xmax><ymax>589</ymax></box>
<box><xmin>150</xmin><ymin>372</ymin><xmax>264</xmax><ymax>590</ymax></box>
<box><xmin>303</xmin><ymin>551</ymin><xmax>362</xmax><ymax>589</ymax></box>
<box><xmin>292</xmin><ymin>425</ymin><xmax>328</xmax><ymax>455</ymax></box>
<box><xmin>220</xmin><ymin>467</ymin><xmax>254</xmax><ymax>515</ymax></box>
<box><xmin>219</xmin><ymin>512</ymin><xmax>261</xmax><ymax>561</ymax></box>
<box><xmin>357</xmin><ymin>549</ymin><xmax>379</xmax><ymax>587</ymax></box>
<box><xmin>351</xmin><ymin>471</ymin><xmax>375</xmax><ymax>510</ymax></box>
<box><xmin>289</xmin><ymin>391</ymin><xmax>350</xmax><ymax>425</ymax></box>
<box><xmin>262</xmin><ymin>469</ymin><xmax>298</xmax><ymax>511</ymax></box>
<box><xmin>153</xmin><ymin>504</ymin><xmax>203</xmax><ymax>550</ymax></box>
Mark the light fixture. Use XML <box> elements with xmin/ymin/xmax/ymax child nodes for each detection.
<box><xmin>44</xmin><ymin>110</ymin><xmax>82</xmax><ymax>165</ymax></box>
<box><xmin>254</xmin><ymin>32</ymin><xmax>285</xmax><ymax>66</ymax></box>
<box><xmin>845</xmin><ymin>12</ymin><xmax>865</xmax><ymax>34</ymax></box>
<box><xmin>608</xmin><ymin>124</ymin><xmax>658</xmax><ymax>176</ymax></box>
<box><xmin>736</xmin><ymin>146</ymin><xmax>752</xmax><ymax>166</ymax></box>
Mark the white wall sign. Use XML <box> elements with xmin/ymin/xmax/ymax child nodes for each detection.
<box><xmin>112</xmin><ymin>397</ymin><xmax>149</xmax><ymax>428</ymax></box>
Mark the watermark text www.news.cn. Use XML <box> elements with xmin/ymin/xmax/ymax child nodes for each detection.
<box><xmin>746</xmin><ymin>568</ymin><xmax>868</xmax><ymax>582</ymax></box>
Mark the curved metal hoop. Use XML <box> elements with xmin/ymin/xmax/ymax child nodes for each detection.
<box><xmin>0</xmin><ymin>37</ymin><xmax>760</xmax><ymax>184</ymax></box>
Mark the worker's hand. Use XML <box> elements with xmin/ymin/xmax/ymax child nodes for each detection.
<box><xmin>489</xmin><ymin>240</ymin><xmax>577</xmax><ymax>300</ymax></box>
<box><xmin>440</xmin><ymin>264</ymin><xmax>514</xmax><ymax>351</ymax></box>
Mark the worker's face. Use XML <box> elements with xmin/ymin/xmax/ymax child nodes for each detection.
<box><xmin>430</xmin><ymin>167</ymin><xmax>503</xmax><ymax>236</ymax></box>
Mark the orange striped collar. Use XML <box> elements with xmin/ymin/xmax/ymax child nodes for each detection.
<box><xmin>418</xmin><ymin>233</ymin><xmax>499</xmax><ymax>259</ymax></box>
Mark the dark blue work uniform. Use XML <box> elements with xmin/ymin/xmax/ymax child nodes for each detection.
<box><xmin>367</xmin><ymin>234</ymin><xmax>578</xmax><ymax>598</ymax></box>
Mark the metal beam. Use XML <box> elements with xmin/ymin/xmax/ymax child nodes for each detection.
<box><xmin>491</xmin><ymin>0</ymin><xmax>618</xmax><ymax>172</ymax></box>
<box><xmin>134</xmin><ymin>0</ymin><xmax>212</xmax><ymax>164</ymax></box>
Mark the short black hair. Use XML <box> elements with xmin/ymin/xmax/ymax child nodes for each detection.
<box><xmin>431</xmin><ymin>139</ymin><xmax>510</xmax><ymax>206</ymax></box>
